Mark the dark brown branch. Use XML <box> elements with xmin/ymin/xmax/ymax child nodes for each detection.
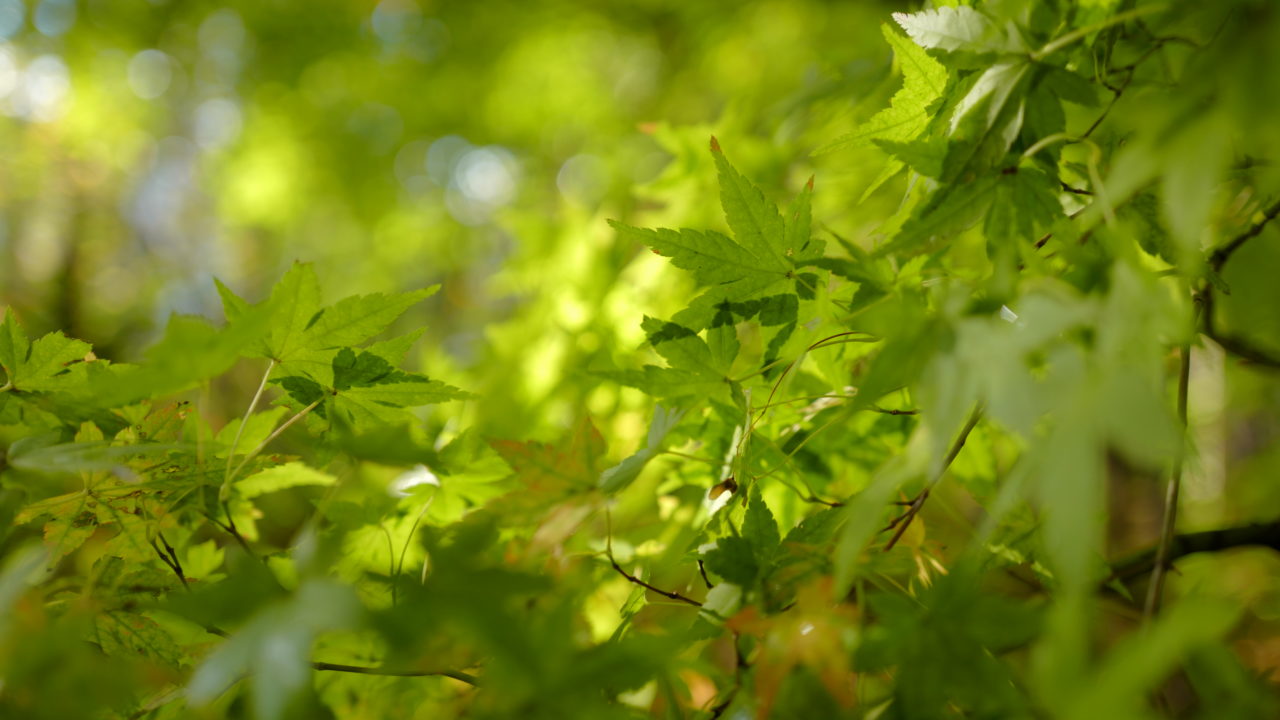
<box><xmin>206</xmin><ymin>507</ymin><xmax>266</xmax><ymax>563</ymax></box>
<box><xmin>1199</xmin><ymin>202</ymin><xmax>1280</xmax><ymax>370</ymax></box>
<box><xmin>872</xmin><ymin>406</ymin><xmax>919</xmax><ymax>416</ymax></box>
<box><xmin>1202</xmin><ymin>330</ymin><xmax>1280</xmax><ymax>370</ymax></box>
<box><xmin>1143</xmin><ymin>341</ymin><xmax>1191</xmax><ymax>619</ymax></box>
<box><xmin>707</xmin><ymin>632</ymin><xmax>749</xmax><ymax>719</ymax></box>
<box><xmin>312</xmin><ymin>662</ymin><xmax>479</xmax><ymax>686</ymax></box>
<box><xmin>608</xmin><ymin>555</ymin><xmax>702</xmax><ymax>607</ymax></box>
<box><xmin>882</xmin><ymin>407</ymin><xmax>983</xmax><ymax>551</ymax></box>
<box><xmin>697</xmin><ymin>560</ymin><xmax>714</xmax><ymax>590</ymax></box>
<box><xmin>149</xmin><ymin>536</ymin><xmax>188</xmax><ymax>591</ymax></box>
<box><xmin>1209</xmin><ymin>200</ymin><xmax>1280</xmax><ymax>272</ymax></box>
<box><xmin>1108</xmin><ymin>521</ymin><xmax>1280</xmax><ymax>585</ymax></box>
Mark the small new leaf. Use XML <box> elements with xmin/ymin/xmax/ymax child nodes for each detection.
<box><xmin>0</xmin><ymin>311</ymin><xmax>92</xmax><ymax>393</ymax></box>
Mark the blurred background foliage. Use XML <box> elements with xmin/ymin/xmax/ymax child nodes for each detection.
<box><xmin>3</xmin><ymin>0</ymin><xmax>1280</xmax><ymax>715</ymax></box>
<box><xmin>0</xmin><ymin>0</ymin><xmax>905</xmax><ymax>444</ymax></box>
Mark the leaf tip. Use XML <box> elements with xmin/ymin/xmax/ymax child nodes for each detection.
<box><xmin>710</xmin><ymin>135</ymin><xmax>721</xmax><ymax>153</ymax></box>
<box><xmin>806</xmin><ymin>175</ymin><xmax>815</xmax><ymax>191</ymax></box>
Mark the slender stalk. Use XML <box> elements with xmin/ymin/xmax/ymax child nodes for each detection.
<box><xmin>661</xmin><ymin>449</ymin><xmax>719</xmax><ymax>465</ymax></box>
<box><xmin>222</xmin><ymin>359</ymin><xmax>276</xmax><ymax>490</ymax></box>
<box><xmin>1108</xmin><ymin>520</ymin><xmax>1280</xmax><ymax>586</ymax></box>
<box><xmin>228</xmin><ymin>397</ymin><xmax>323</xmax><ymax>482</ymax></box>
<box><xmin>605</xmin><ymin>511</ymin><xmax>701</xmax><ymax>607</ymax></box>
<box><xmin>1144</xmin><ymin>343</ymin><xmax>1191</xmax><ymax>619</ymax></box>
<box><xmin>1208</xmin><ymin>200</ymin><xmax>1280</xmax><ymax>272</ymax></box>
<box><xmin>1032</xmin><ymin>5</ymin><xmax>1168</xmax><ymax>61</ymax></box>
<box><xmin>312</xmin><ymin>662</ymin><xmax>478</xmax><ymax>686</ymax></box>
<box><xmin>1021</xmin><ymin>132</ymin><xmax>1076</xmax><ymax>161</ymax></box>
<box><xmin>395</xmin><ymin>493</ymin><xmax>437</xmax><ymax>595</ymax></box>
<box><xmin>883</xmin><ymin>407</ymin><xmax>982</xmax><ymax>551</ymax></box>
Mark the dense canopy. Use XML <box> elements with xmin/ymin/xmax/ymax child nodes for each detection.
<box><xmin>1</xmin><ymin>1</ymin><xmax>1279</xmax><ymax>719</ymax></box>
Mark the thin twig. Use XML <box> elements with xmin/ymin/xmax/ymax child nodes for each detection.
<box><xmin>1031</xmin><ymin>4</ymin><xmax>1168</xmax><ymax>61</ymax></box>
<box><xmin>206</xmin><ymin>511</ymin><xmax>259</xmax><ymax>559</ymax></box>
<box><xmin>607</xmin><ymin>554</ymin><xmax>702</xmax><ymax>607</ymax></box>
<box><xmin>882</xmin><ymin>407</ymin><xmax>983</xmax><ymax>551</ymax></box>
<box><xmin>605</xmin><ymin>512</ymin><xmax>701</xmax><ymax>607</ymax></box>
<box><xmin>229</xmin><ymin>397</ymin><xmax>324</xmax><ymax>481</ymax></box>
<box><xmin>707</xmin><ymin>632</ymin><xmax>749</xmax><ymax>719</ymax></box>
<box><xmin>698</xmin><ymin>560</ymin><xmax>714</xmax><ymax>590</ymax></box>
<box><xmin>149</xmin><ymin>537</ymin><xmax>188</xmax><ymax>591</ymax></box>
<box><xmin>223</xmin><ymin>359</ymin><xmax>276</xmax><ymax>488</ymax></box>
<box><xmin>1199</xmin><ymin>202</ymin><xmax>1280</xmax><ymax>369</ymax></box>
<box><xmin>1208</xmin><ymin>200</ymin><xmax>1280</xmax><ymax>272</ymax></box>
<box><xmin>1107</xmin><ymin>520</ymin><xmax>1280</xmax><ymax>585</ymax></box>
<box><xmin>312</xmin><ymin>662</ymin><xmax>479</xmax><ymax>685</ymax></box>
<box><xmin>1143</xmin><ymin>342</ymin><xmax>1191</xmax><ymax>619</ymax></box>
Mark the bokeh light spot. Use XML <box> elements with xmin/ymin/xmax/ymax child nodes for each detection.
<box><xmin>127</xmin><ymin>49</ymin><xmax>172</xmax><ymax>100</ymax></box>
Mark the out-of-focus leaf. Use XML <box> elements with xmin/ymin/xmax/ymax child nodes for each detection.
<box><xmin>821</xmin><ymin>24</ymin><xmax>947</xmax><ymax>156</ymax></box>
<box><xmin>0</xmin><ymin>311</ymin><xmax>92</xmax><ymax>393</ymax></box>
<box><xmin>236</xmin><ymin>462</ymin><xmax>337</xmax><ymax>499</ymax></box>
<box><xmin>599</xmin><ymin>404</ymin><xmax>686</xmax><ymax>494</ymax></box>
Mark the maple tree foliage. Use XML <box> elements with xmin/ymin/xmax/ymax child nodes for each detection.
<box><xmin>3</xmin><ymin>1</ymin><xmax>1280</xmax><ymax>719</ymax></box>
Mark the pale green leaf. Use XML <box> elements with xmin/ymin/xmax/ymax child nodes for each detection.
<box><xmin>892</xmin><ymin>6</ymin><xmax>1019</xmax><ymax>54</ymax></box>
<box><xmin>711</xmin><ymin>139</ymin><xmax>788</xmax><ymax>269</ymax></box>
<box><xmin>300</xmin><ymin>286</ymin><xmax>437</xmax><ymax>351</ymax></box>
<box><xmin>237</xmin><ymin>461</ymin><xmax>337</xmax><ymax>499</ymax></box>
<box><xmin>599</xmin><ymin>405</ymin><xmax>687</xmax><ymax>494</ymax></box>
<box><xmin>0</xmin><ymin>311</ymin><xmax>92</xmax><ymax>392</ymax></box>
<box><xmin>822</xmin><ymin>25</ymin><xmax>947</xmax><ymax>155</ymax></box>
<box><xmin>260</xmin><ymin>262</ymin><xmax>324</xmax><ymax>362</ymax></box>
<box><xmin>881</xmin><ymin>174</ymin><xmax>1000</xmax><ymax>255</ymax></box>
<box><xmin>610</xmin><ymin>223</ymin><xmax>787</xmax><ymax>290</ymax></box>
<box><xmin>215</xmin><ymin>407</ymin><xmax>289</xmax><ymax>459</ymax></box>
<box><xmin>94</xmin><ymin>611</ymin><xmax>184</xmax><ymax>669</ymax></box>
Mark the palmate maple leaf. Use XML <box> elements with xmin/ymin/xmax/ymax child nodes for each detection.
<box><xmin>490</xmin><ymin>417</ymin><xmax>607</xmax><ymax>556</ymax></box>
<box><xmin>726</xmin><ymin>577</ymin><xmax>858</xmax><ymax>718</ymax></box>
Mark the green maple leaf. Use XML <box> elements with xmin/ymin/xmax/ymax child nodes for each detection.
<box><xmin>942</xmin><ymin>60</ymin><xmax>1030</xmax><ymax>182</ymax></box>
<box><xmin>821</xmin><ymin>25</ymin><xmax>948</xmax><ymax>158</ymax></box>
<box><xmin>880</xmin><ymin>174</ymin><xmax>1000</xmax><ymax>255</ymax></box>
<box><xmin>216</xmin><ymin>262</ymin><xmax>438</xmax><ymax>369</ymax></box>
<box><xmin>892</xmin><ymin>6</ymin><xmax>1023</xmax><ymax>56</ymax></box>
<box><xmin>276</xmin><ymin>348</ymin><xmax>470</xmax><ymax>431</ymax></box>
<box><xmin>984</xmin><ymin>166</ymin><xmax>1065</xmax><ymax>243</ymax></box>
<box><xmin>236</xmin><ymin>461</ymin><xmax>337</xmax><ymax>499</ymax></box>
<box><xmin>0</xmin><ymin>310</ymin><xmax>92</xmax><ymax>393</ymax></box>
<box><xmin>742</xmin><ymin>486</ymin><xmax>781</xmax><ymax>565</ymax></box>
<box><xmin>609</xmin><ymin>140</ymin><xmax>820</xmax><ymax>330</ymax></box>
<box><xmin>97</xmin><ymin>312</ymin><xmax>274</xmax><ymax>405</ymax></box>
<box><xmin>642</xmin><ymin>317</ymin><xmax>727</xmax><ymax>378</ymax></box>
<box><xmin>608</xmin><ymin>317</ymin><xmax>744</xmax><ymax>403</ymax></box>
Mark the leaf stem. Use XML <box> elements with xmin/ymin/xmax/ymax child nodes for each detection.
<box><xmin>149</xmin><ymin>534</ymin><xmax>189</xmax><ymax>591</ymax></box>
<box><xmin>1021</xmin><ymin>132</ymin><xmax>1076</xmax><ymax>162</ymax></box>
<box><xmin>1031</xmin><ymin>4</ymin><xmax>1168</xmax><ymax>61</ymax></box>
<box><xmin>1107</xmin><ymin>520</ymin><xmax>1280</xmax><ymax>586</ymax></box>
<box><xmin>607</xmin><ymin>553</ymin><xmax>703</xmax><ymax>607</ymax></box>
<box><xmin>604</xmin><ymin>511</ymin><xmax>701</xmax><ymax>607</ymax></box>
<box><xmin>312</xmin><ymin>662</ymin><xmax>479</xmax><ymax>685</ymax></box>
<box><xmin>883</xmin><ymin>407</ymin><xmax>982</xmax><ymax>551</ymax></box>
<box><xmin>228</xmin><ymin>397</ymin><xmax>323</xmax><ymax>482</ymax></box>
<box><xmin>1143</xmin><ymin>342</ymin><xmax>1190</xmax><ymax>619</ymax></box>
<box><xmin>1208</xmin><ymin>200</ymin><xmax>1280</xmax><ymax>272</ymax></box>
<box><xmin>221</xmin><ymin>360</ymin><xmax>276</xmax><ymax>493</ymax></box>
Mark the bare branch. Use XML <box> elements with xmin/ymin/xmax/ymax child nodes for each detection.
<box><xmin>312</xmin><ymin>662</ymin><xmax>479</xmax><ymax>686</ymax></box>
<box><xmin>883</xmin><ymin>407</ymin><xmax>982</xmax><ymax>551</ymax></box>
